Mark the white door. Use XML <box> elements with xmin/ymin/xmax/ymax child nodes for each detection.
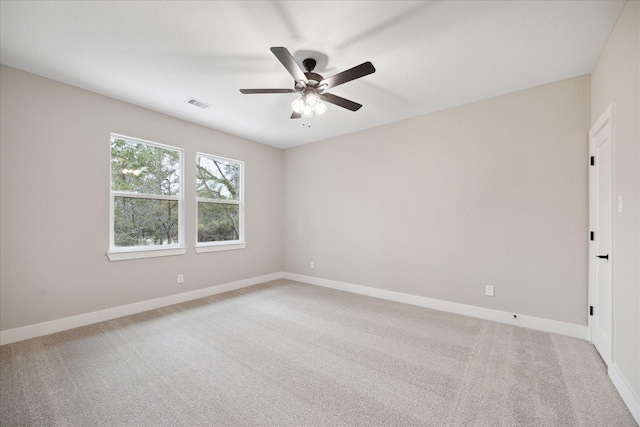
<box><xmin>589</xmin><ymin>104</ymin><xmax>613</xmax><ymax>366</ymax></box>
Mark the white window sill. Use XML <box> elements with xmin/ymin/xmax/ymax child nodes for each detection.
<box><xmin>107</xmin><ymin>246</ymin><xmax>188</xmax><ymax>261</ymax></box>
<box><xmin>195</xmin><ymin>242</ymin><xmax>246</xmax><ymax>253</ymax></box>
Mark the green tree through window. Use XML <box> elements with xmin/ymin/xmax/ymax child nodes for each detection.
<box><xmin>110</xmin><ymin>136</ymin><xmax>182</xmax><ymax>249</ymax></box>
<box><xmin>196</xmin><ymin>154</ymin><xmax>243</xmax><ymax>243</ymax></box>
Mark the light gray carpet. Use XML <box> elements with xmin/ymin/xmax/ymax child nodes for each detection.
<box><xmin>0</xmin><ymin>279</ymin><xmax>636</xmax><ymax>426</ymax></box>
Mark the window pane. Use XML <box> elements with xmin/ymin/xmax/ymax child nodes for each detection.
<box><xmin>196</xmin><ymin>155</ymin><xmax>239</xmax><ymax>200</ymax></box>
<box><xmin>111</xmin><ymin>138</ymin><xmax>180</xmax><ymax>196</ymax></box>
<box><xmin>198</xmin><ymin>202</ymin><xmax>239</xmax><ymax>242</ymax></box>
<box><xmin>114</xmin><ymin>197</ymin><xmax>179</xmax><ymax>247</ymax></box>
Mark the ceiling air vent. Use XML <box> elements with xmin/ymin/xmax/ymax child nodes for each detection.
<box><xmin>185</xmin><ymin>97</ymin><xmax>212</xmax><ymax>110</ymax></box>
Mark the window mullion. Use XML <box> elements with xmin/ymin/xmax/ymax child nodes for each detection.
<box><xmin>196</xmin><ymin>198</ymin><xmax>240</xmax><ymax>205</ymax></box>
<box><xmin>112</xmin><ymin>192</ymin><xmax>181</xmax><ymax>201</ymax></box>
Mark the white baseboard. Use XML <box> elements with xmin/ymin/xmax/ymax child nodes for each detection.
<box><xmin>0</xmin><ymin>272</ymin><xmax>284</xmax><ymax>345</ymax></box>
<box><xmin>283</xmin><ymin>272</ymin><xmax>588</xmax><ymax>340</ymax></box>
<box><xmin>609</xmin><ymin>364</ymin><xmax>640</xmax><ymax>425</ymax></box>
<box><xmin>0</xmin><ymin>271</ymin><xmax>589</xmax><ymax>343</ymax></box>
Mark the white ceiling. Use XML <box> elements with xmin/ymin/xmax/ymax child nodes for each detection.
<box><xmin>0</xmin><ymin>1</ymin><xmax>625</xmax><ymax>149</ymax></box>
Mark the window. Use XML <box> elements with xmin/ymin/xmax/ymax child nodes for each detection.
<box><xmin>108</xmin><ymin>134</ymin><xmax>186</xmax><ymax>261</ymax></box>
<box><xmin>195</xmin><ymin>153</ymin><xmax>245</xmax><ymax>252</ymax></box>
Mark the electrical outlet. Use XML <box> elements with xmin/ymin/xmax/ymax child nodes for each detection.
<box><xmin>310</xmin><ymin>261</ymin><xmax>315</xmax><ymax>269</ymax></box>
<box><xmin>177</xmin><ymin>274</ymin><xmax>184</xmax><ymax>284</ymax></box>
<box><xmin>485</xmin><ymin>285</ymin><xmax>494</xmax><ymax>297</ymax></box>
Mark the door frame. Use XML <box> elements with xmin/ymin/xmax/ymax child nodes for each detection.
<box><xmin>588</xmin><ymin>102</ymin><xmax>614</xmax><ymax>364</ymax></box>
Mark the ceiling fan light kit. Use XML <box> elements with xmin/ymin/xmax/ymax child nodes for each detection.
<box><xmin>240</xmin><ymin>47</ymin><xmax>375</xmax><ymax>119</ymax></box>
<box><xmin>291</xmin><ymin>92</ymin><xmax>327</xmax><ymax>117</ymax></box>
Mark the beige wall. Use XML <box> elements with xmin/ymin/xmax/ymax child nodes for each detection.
<box><xmin>591</xmin><ymin>0</ymin><xmax>640</xmax><ymax>399</ymax></box>
<box><xmin>283</xmin><ymin>75</ymin><xmax>591</xmax><ymax>326</ymax></box>
<box><xmin>0</xmin><ymin>65</ymin><xmax>283</xmax><ymax>331</ymax></box>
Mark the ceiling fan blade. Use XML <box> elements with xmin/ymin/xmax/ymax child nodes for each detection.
<box><xmin>321</xmin><ymin>62</ymin><xmax>375</xmax><ymax>90</ymax></box>
<box><xmin>320</xmin><ymin>93</ymin><xmax>362</xmax><ymax>111</ymax></box>
<box><xmin>291</xmin><ymin>112</ymin><xmax>301</xmax><ymax>119</ymax></box>
<box><xmin>240</xmin><ymin>89</ymin><xmax>298</xmax><ymax>94</ymax></box>
<box><xmin>270</xmin><ymin>47</ymin><xmax>308</xmax><ymax>84</ymax></box>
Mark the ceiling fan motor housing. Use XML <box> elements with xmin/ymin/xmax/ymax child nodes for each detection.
<box><xmin>303</xmin><ymin>72</ymin><xmax>324</xmax><ymax>87</ymax></box>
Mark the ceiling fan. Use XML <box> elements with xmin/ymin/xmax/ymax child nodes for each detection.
<box><xmin>240</xmin><ymin>47</ymin><xmax>375</xmax><ymax>119</ymax></box>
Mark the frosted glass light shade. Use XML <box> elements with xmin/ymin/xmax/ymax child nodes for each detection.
<box><xmin>313</xmin><ymin>101</ymin><xmax>327</xmax><ymax>116</ymax></box>
<box><xmin>291</xmin><ymin>96</ymin><xmax>305</xmax><ymax>113</ymax></box>
<box><xmin>302</xmin><ymin>105</ymin><xmax>313</xmax><ymax>118</ymax></box>
<box><xmin>306</xmin><ymin>93</ymin><xmax>319</xmax><ymax>106</ymax></box>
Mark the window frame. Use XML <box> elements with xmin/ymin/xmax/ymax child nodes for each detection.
<box><xmin>194</xmin><ymin>152</ymin><xmax>246</xmax><ymax>253</ymax></box>
<box><xmin>107</xmin><ymin>133</ymin><xmax>186</xmax><ymax>261</ymax></box>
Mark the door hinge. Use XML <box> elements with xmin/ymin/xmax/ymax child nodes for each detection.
<box><xmin>590</xmin><ymin>156</ymin><xmax>595</xmax><ymax>166</ymax></box>
<box><xmin>590</xmin><ymin>231</ymin><xmax>594</xmax><ymax>241</ymax></box>
<box><xmin>589</xmin><ymin>306</ymin><xmax>594</xmax><ymax>316</ymax></box>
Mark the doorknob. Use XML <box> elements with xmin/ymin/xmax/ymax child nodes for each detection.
<box><xmin>596</xmin><ymin>254</ymin><xmax>609</xmax><ymax>260</ymax></box>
